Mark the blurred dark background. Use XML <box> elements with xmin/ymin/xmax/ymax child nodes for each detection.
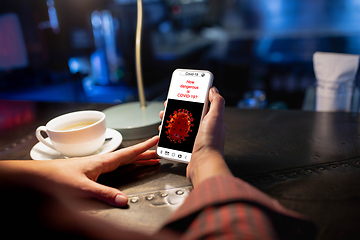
<box><xmin>1</xmin><ymin>0</ymin><xmax>360</xmax><ymax>109</ymax></box>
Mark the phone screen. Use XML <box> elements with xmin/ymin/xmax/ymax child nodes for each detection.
<box><xmin>157</xmin><ymin>69</ymin><xmax>213</xmax><ymax>163</ymax></box>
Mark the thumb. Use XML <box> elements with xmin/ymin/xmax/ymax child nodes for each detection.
<box><xmin>84</xmin><ymin>180</ymin><xmax>128</xmax><ymax>207</ymax></box>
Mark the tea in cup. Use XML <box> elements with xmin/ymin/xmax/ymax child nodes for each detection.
<box><xmin>35</xmin><ymin>110</ymin><xmax>106</xmax><ymax>157</ymax></box>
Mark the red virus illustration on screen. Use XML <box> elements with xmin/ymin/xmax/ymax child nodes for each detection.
<box><xmin>165</xmin><ymin>109</ymin><xmax>194</xmax><ymax>143</ymax></box>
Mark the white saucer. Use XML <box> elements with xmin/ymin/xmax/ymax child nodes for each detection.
<box><xmin>30</xmin><ymin>128</ymin><xmax>123</xmax><ymax>160</ymax></box>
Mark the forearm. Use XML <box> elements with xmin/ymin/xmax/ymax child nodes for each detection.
<box><xmin>187</xmin><ymin>150</ymin><xmax>232</xmax><ymax>187</ymax></box>
<box><xmin>161</xmin><ymin>175</ymin><xmax>317</xmax><ymax>239</ymax></box>
<box><xmin>0</xmin><ymin>160</ymin><xmax>42</xmax><ymax>188</ymax></box>
<box><xmin>185</xmin><ymin>202</ymin><xmax>278</xmax><ymax>240</ymax></box>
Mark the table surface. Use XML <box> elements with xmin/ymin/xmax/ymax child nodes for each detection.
<box><xmin>1</xmin><ymin>100</ymin><xmax>360</xmax><ymax>240</ymax></box>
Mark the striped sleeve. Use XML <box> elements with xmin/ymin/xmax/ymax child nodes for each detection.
<box><xmin>160</xmin><ymin>175</ymin><xmax>316</xmax><ymax>240</ymax></box>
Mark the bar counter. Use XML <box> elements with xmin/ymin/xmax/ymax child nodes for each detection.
<box><xmin>1</xmin><ymin>99</ymin><xmax>360</xmax><ymax>240</ymax></box>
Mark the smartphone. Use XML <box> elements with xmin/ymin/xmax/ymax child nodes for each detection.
<box><xmin>156</xmin><ymin>69</ymin><xmax>213</xmax><ymax>163</ymax></box>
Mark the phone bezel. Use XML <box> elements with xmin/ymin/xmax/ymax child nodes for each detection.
<box><xmin>156</xmin><ymin>69</ymin><xmax>213</xmax><ymax>163</ymax></box>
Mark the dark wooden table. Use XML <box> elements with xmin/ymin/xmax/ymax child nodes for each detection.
<box><xmin>1</xmin><ymin>99</ymin><xmax>360</xmax><ymax>240</ymax></box>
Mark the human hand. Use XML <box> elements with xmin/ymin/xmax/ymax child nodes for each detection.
<box><xmin>187</xmin><ymin>87</ymin><xmax>232</xmax><ymax>186</ymax></box>
<box><xmin>159</xmin><ymin>87</ymin><xmax>232</xmax><ymax>187</ymax></box>
<box><xmin>2</xmin><ymin>136</ymin><xmax>159</xmax><ymax>207</ymax></box>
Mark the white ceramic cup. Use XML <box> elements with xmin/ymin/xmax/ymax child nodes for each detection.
<box><xmin>35</xmin><ymin>110</ymin><xmax>106</xmax><ymax>157</ymax></box>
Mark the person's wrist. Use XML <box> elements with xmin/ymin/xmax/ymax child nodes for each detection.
<box><xmin>187</xmin><ymin>150</ymin><xmax>232</xmax><ymax>187</ymax></box>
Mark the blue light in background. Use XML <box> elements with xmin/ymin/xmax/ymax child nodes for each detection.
<box><xmin>46</xmin><ymin>0</ymin><xmax>59</xmax><ymax>33</ymax></box>
<box><xmin>91</xmin><ymin>50</ymin><xmax>110</xmax><ymax>85</ymax></box>
<box><xmin>68</xmin><ymin>57</ymin><xmax>91</xmax><ymax>74</ymax></box>
<box><xmin>69</xmin><ymin>58</ymin><xmax>80</xmax><ymax>74</ymax></box>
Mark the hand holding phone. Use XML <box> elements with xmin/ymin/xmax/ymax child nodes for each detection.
<box><xmin>156</xmin><ymin>69</ymin><xmax>213</xmax><ymax>163</ymax></box>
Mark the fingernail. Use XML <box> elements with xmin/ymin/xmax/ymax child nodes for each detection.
<box><xmin>211</xmin><ymin>86</ymin><xmax>219</xmax><ymax>93</ymax></box>
<box><xmin>115</xmin><ymin>194</ymin><xmax>128</xmax><ymax>206</ymax></box>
